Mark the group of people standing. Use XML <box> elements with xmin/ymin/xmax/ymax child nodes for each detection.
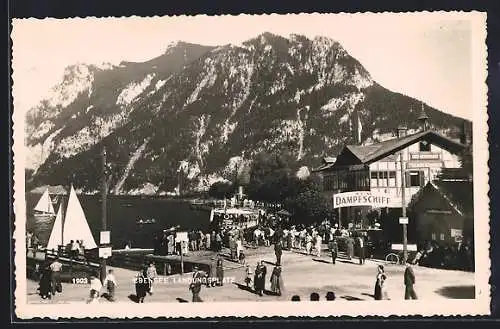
<box><xmin>373</xmin><ymin>263</ymin><xmax>418</xmax><ymax>300</ymax></box>
<box><xmin>245</xmin><ymin>261</ymin><xmax>284</xmax><ymax>297</ymax></box>
<box><xmin>37</xmin><ymin>256</ymin><xmax>63</xmax><ymax>299</ymax></box>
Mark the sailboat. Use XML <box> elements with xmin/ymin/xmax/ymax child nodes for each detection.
<box><xmin>46</xmin><ymin>185</ymin><xmax>97</xmax><ymax>251</ymax></box>
<box><xmin>33</xmin><ymin>188</ymin><xmax>56</xmax><ymax>221</ymax></box>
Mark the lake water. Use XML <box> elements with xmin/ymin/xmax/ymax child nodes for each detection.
<box><xmin>26</xmin><ymin>194</ymin><xmax>211</xmax><ymax>249</ymax></box>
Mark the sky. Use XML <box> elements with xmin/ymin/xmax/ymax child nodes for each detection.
<box><xmin>12</xmin><ymin>12</ymin><xmax>486</xmax><ymax>121</ymax></box>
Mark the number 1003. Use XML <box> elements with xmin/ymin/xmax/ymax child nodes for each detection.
<box><xmin>72</xmin><ymin>278</ymin><xmax>88</xmax><ymax>284</ymax></box>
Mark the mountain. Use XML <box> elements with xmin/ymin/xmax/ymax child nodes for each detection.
<box><xmin>25</xmin><ymin>33</ymin><xmax>470</xmax><ymax>195</ymax></box>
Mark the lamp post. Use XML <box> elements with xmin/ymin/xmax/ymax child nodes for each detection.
<box><xmin>399</xmin><ymin>150</ymin><xmax>408</xmax><ymax>264</ymax></box>
<box><xmin>100</xmin><ymin>146</ymin><xmax>108</xmax><ymax>281</ymax></box>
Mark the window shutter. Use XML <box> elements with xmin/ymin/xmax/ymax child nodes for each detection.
<box><xmin>405</xmin><ymin>172</ymin><xmax>411</xmax><ymax>187</ymax></box>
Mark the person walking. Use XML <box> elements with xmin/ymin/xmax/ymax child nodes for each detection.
<box><xmin>146</xmin><ymin>262</ymin><xmax>157</xmax><ymax>295</ymax></box>
<box><xmin>404</xmin><ymin>263</ymin><xmax>418</xmax><ymax>300</ymax></box>
<box><xmin>216</xmin><ymin>258</ymin><xmax>224</xmax><ymax>286</ymax></box>
<box><xmin>244</xmin><ymin>264</ymin><xmax>253</xmax><ymax>288</ymax></box>
<box><xmin>358</xmin><ymin>236</ymin><xmax>366</xmax><ymax>265</ymax></box>
<box><xmin>103</xmin><ymin>269</ymin><xmax>117</xmax><ymax>301</ymax></box>
<box><xmin>274</xmin><ymin>241</ymin><xmax>282</xmax><ymax>266</ymax></box>
<box><xmin>347</xmin><ymin>237</ymin><xmax>354</xmax><ymax>260</ymax></box>
<box><xmin>135</xmin><ymin>266</ymin><xmax>149</xmax><ymax>303</ymax></box>
<box><xmin>205</xmin><ymin>232</ymin><xmax>211</xmax><ymax>250</ymax></box>
<box><xmin>38</xmin><ymin>262</ymin><xmax>52</xmax><ymax>299</ymax></box>
<box><xmin>329</xmin><ymin>238</ymin><xmax>338</xmax><ymax>264</ymax></box>
<box><xmin>87</xmin><ymin>273</ymin><xmax>102</xmax><ymax>304</ymax></box>
<box><xmin>236</xmin><ymin>237</ymin><xmax>243</xmax><ymax>261</ymax></box>
<box><xmin>306</xmin><ymin>233</ymin><xmax>313</xmax><ymax>255</ymax></box>
<box><xmin>49</xmin><ymin>257</ymin><xmax>63</xmax><ymax>296</ymax></box>
<box><xmin>374</xmin><ymin>265</ymin><xmax>387</xmax><ymax>300</ymax></box>
<box><xmin>270</xmin><ymin>265</ymin><xmax>284</xmax><ymax>296</ymax></box>
<box><xmin>189</xmin><ymin>266</ymin><xmax>206</xmax><ymax>302</ymax></box>
<box><xmin>315</xmin><ymin>234</ymin><xmax>323</xmax><ymax>258</ymax></box>
<box><xmin>254</xmin><ymin>261</ymin><xmax>267</xmax><ymax>296</ymax></box>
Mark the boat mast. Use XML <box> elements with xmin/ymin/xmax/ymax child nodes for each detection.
<box><xmin>61</xmin><ymin>190</ymin><xmax>66</xmax><ymax>249</ymax></box>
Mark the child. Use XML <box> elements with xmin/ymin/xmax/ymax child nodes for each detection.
<box><xmin>87</xmin><ymin>274</ymin><xmax>102</xmax><ymax>304</ymax></box>
<box><xmin>244</xmin><ymin>265</ymin><xmax>253</xmax><ymax>287</ymax></box>
<box><xmin>239</xmin><ymin>251</ymin><xmax>246</xmax><ymax>265</ymax></box>
<box><xmin>103</xmin><ymin>269</ymin><xmax>117</xmax><ymax>301</ymax></box>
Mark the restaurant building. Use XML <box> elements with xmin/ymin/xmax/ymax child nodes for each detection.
<box><xmin>313</xmin><ymin>110</ymin><xmax>469</xmax><ymax>244</ymax></box>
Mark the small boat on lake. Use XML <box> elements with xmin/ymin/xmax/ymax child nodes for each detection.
<box><xmin>33</xmin><ymin>188</ymin><xmax>57</xmax><ymax>222</ymax></box>
<box><xmin>136</xmin><ymin>218</ymin><xmax>157</xmax><ymax>225</ymax></box>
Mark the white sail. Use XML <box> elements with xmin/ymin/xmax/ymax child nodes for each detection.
<box><xmin>34</xmin><ymin>188</ymin><xmax>55</xmax><ymax>214</ymax></box>
<box><xmin>46</xmin><ymin>205</ymin><xmax>63</xmax><ymax>250</ymax></box>
<box><xmin>62</xmin><ymin>186</ymin><xmax>97</xmax><ymax>249</ymax></box>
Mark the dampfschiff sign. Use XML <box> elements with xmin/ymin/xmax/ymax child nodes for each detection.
<box><xmin>333</xmin><ymin>191</ymin><xmax>391</xmax><ymax>208</ymax></box>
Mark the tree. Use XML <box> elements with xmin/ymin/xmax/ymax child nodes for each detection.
<box><xmin>283</xmin><ymin>177</ymin><xmax>330</xmax><ymax>225</ymax></box>
<box><xmin>208</xmin><ymin>181</ymin><xmax>235</xmax><ymax>199</ymax></box>
<box><xmin>246</xmin><ymin>152</ymin><xmax>292</xmax><ymax>203</ymax></box>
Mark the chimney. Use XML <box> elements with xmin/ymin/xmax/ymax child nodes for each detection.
<box><xmin>418</xmin><ymin>103</ymin><xmax>430</xmax><ymax>131</ymax></box>
<box><xmin>396</xmin><ymin>125</ymin><xmax>408</xmax><ymax>138</ymax></box>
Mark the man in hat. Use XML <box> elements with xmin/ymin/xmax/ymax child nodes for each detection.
<box><xmin>329</xmin><ymin>238</ymin><xmax>338</xmax><ymax>265</ymax></box>
<box><xmin>189</xmin><ymin>266</ymin><xmax>206</xmax><ymax>302</ymax></box>
<box><xmin>404</xmin><ymin>262</ymin><xmax>418</xmax><ymax>300</ymax></box>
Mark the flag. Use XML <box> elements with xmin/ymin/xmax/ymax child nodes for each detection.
<box><xmin>357</xmin><ymin>114</ymin><xmax>363</xmax><ymax>144</ymax></box>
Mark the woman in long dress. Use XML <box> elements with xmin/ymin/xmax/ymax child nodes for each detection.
<box><xmin>374</xmin><ymin>265</ymin><xmax>388</xmax><ymax>300</ymax></box>
<box><xmin>216</xmin><ymin>258</ymin><xmax>224</xmax><ymax>286</ymax></box>
<box><xmin>135</xmin><ymin>267</ymin><xmax>149</xmax><ymax>303</ymax></box>
<box><xmin>253</xmin><ymin>261</ymin><xmax>267</xmax><ymax>296</ymax></box>
<box><xmin>38</xmin><ymin>264</ymin><xmax>52</xmax><ymax>299</ymax></box>
<box><xmin>270</xmin><ymin>265</ymin><xmax>284</xmax><ymax>296</ymax></box>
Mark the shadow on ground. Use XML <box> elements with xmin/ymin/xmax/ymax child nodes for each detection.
<box><xmin>340</xmin><ymin>295</ymin><xmax>364</xmax><ymax>301</ymax></box>
<box><xmin>312</xmin><ymin>259</ymin><xmax>332</xmax><ymax>264</ymax></box>
<box><xmin>233</xmin><ymin>282</ymin><xmax>258</xmax><ymax>295</ymax></box>
<box><xmin>435</xmin><ymin>285</ymin><xmax>475</xmax><ymax>299</ymax></box>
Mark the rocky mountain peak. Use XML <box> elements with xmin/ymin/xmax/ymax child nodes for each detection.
<box><xmin>25</xmin><ymin>33</ymin><xmax>469</xmax><ymax>195</ymax></box>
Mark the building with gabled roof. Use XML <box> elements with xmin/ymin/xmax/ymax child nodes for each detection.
<box><xmin>408</xmin><ymin>180</ymin><xmax>473</xmax><ymax>246</ymax></box>
<box><xmin>313</xmin><ymin>110</ymin><xmax>470</xmax><ymax>240</ymax></box>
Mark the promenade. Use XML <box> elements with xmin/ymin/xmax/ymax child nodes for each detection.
<box><xmin>26</xmin><ymin>246</ymin><xmax>475</xmax><ymax>304</ymax></box>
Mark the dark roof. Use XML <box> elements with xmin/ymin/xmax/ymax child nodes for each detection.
<box><xmin>317</xmin><ymin>130</ymin><xmax>466</xmax><ymax>171</ymax></box>
<box><xmin>409</xmin><ymin>180</ymin><xmax>473</xmax><ymax>217</ymax></box>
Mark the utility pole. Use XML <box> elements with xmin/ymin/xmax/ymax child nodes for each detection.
<box><xmin>399</xmin><ymin>150</ymin><xmax>408</xmax><ymax>264</ymax></box>
<box><xmin>100</xmin><ymin>146</ymin><xmax>107</xmax><ymax>281</ymax></box>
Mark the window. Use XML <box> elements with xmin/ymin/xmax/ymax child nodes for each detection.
<box><xmin>379</xmin><ymin>171</ymin><xmax>388</xmax><ymax>187</ymax></box>
<box><xmin>431</xmin><ymin>233</ymin><xmax>437</xmax><ymax>240</ymax></box>
<box><xmin>388</xmin><ymin>171</ymin><xmax>396</xmax><ymax>187</ymax></box>
<box><xmin>332</xmin><ymin>174</ymin><xmax>338</xmax><ymax>190</ymax></box>
<box><xmin>440</xmin><ymin>233</ymin><xmax>445</xmax><ymax>241</ymax></box>
<box><xmin>370</xmin><ymin>172</ymin><xmax>378</xmax><ymax>187</ymax></box>
<box><xmin>419</xmin><ymin>140</ymin><xmax>431</xmax><ymax>152</ymax></box>
<box><xmin>408</xmin><ymin>171</ymin><xmax>423</xmax><ymax>187</ymax></box>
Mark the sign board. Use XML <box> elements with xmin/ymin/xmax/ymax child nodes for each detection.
<box><xmin>450</xmin><ymin>228</ymin><xmax>463</xmax><ymax>238</ymax></box>
<box><xmin>333</xmin><ymin>191</ymin><xmax>391</xmax><ymax>209</ymax></box>
<box><xmin>175</xmin><ymin>232</ymin><xmax>189</xmax><ymax>243</ymax></box>
<box><xmin>100</xmin><ymin>231</ymin><xmax>111</xmax><ymax>245</ymax></box>
<box><xmin>391</xmin><ymin>244</ymin><xmax>417</xmax><ymax>252</ymax></box>
<box><xmin>399</xmin><ymin>217</ymin><xmax>409</xmax><ymax>225</ymax></box>
<box><xmin>99</xmin><ymin>247</ymin><xmax>112</xmax><ymax>258</ymax></box>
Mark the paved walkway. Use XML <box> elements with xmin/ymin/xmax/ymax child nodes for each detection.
<box><xmin>26</xmin><ymin>246</ymin><xmax>475</xmax><ymax>304</ymax></box>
